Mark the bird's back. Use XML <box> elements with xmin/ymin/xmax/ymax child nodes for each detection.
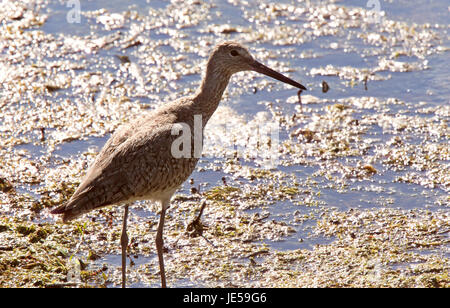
<box><xmin>51</xmin><ymin>97</ymin><xmax>201</xmax><ymax>222</ymax></box>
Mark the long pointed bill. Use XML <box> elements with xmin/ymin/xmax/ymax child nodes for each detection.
<box><xmin>251</xmin><ymin>60</ymin><xmax>307</xmax><ymax>91</ymax></box>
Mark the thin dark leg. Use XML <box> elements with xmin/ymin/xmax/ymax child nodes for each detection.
<box><xmin>194</xmin><ymin>200</ymin><xmax>207</xmax><ymax>222</ymax></box>
<box><xmin>121</xmin><ymin>204</ymin><xmax>129</xmax><ymax>288</ymax></box>
<box><xmin>186</xmin><ymin>201</ymin><xmax>207</xmax><ymax>237</ymax></box>
<box><xmin>155</xmin><ymin>204</ymin><xmax>167</xmax><ymax>288</ymax></box>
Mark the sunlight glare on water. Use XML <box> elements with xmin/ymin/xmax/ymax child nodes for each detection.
<box><xmin>0</xmin><ymin>0</ymin><xmax>448</xmax><ymax>288</ymax></box>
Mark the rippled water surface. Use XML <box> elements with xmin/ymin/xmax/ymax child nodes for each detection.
<box><xmin>0</xmin><ymin>0</ymin><xmax>448</xmax><ymax>287</ymax></box>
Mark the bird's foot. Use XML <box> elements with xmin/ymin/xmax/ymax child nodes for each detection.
<box><xmin>186</xmin><ymin>217</ymin><xmax>206</xmax><ymax>238</ymax></box>
<box><xmin>186</xmin><ymin>201</ymin><xmax>207</xmax><ymax>238</ymax></box>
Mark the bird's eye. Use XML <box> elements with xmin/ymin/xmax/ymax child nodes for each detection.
<box><xmin>230</xmin><ymin>50</ymin><xmax>239</xmax><ymax>57</ymax></box>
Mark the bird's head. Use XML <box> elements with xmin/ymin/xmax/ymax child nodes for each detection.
<box><xmin>209</xmin><ymin>41</ymin><xmax>306</xmax><ymax>91</ymax></box>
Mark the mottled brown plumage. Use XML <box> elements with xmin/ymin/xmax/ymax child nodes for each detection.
<box><xmin>51</xmin><ymin>102</ymin><xmax>199</xmax><ymax>222</ymax></box>
<box><xmin>51</xmin><ymin>41</ymin><xmax>306</xmax><ymax>288</ymax></box>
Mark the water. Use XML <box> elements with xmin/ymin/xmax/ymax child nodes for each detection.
<box><xmin>0</xmin><ymin>0</ymin><xmax>448</xmax><ymax>287</ymax></box>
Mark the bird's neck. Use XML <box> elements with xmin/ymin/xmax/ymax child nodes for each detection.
<box><xmin>193</xmin><ymin>61</ymin><xmax>231</xmax><ymax>124</ymax></box>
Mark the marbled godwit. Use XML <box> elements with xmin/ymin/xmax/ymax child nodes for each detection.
<box><xmin>51</xmin><ymin>41</ymin><xmax>306</xmax><ymax>288</ymax></box>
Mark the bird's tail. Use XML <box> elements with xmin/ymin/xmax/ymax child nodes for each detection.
<box><xmin>50</xmin><ymin>203</ymin><xmax>82</xmax><ymax>223</ymax></box>
<box><xmin>50</xmin><ymin>192</ymin><xmax>109</xmax><ymax>223</ymax></box>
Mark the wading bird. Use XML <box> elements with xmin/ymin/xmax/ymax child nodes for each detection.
<box><xmin>51</xmin><ymin>41</ymin><xmax>306</xmax><ymax>288</ymax></box>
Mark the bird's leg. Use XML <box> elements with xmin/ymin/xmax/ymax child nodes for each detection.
<box><xmin>121</xmin><ymin>204</ymin><xmax>129</xmax><ymax>288</ymax></box>
<box><xmin>156</xmin><ymin>203</ymin><xmax>167</xmax><ymax>288</ymax></box>
<box><xmin>186</xmin><ymin>200</ymin><xmax>207</xmax><ymax>238</ymax></box>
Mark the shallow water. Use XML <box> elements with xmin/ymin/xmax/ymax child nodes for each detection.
<box><xmin>0</xmin><ymin>0</ymin><xmax>448</xmax><ymax>287</ymax></box>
